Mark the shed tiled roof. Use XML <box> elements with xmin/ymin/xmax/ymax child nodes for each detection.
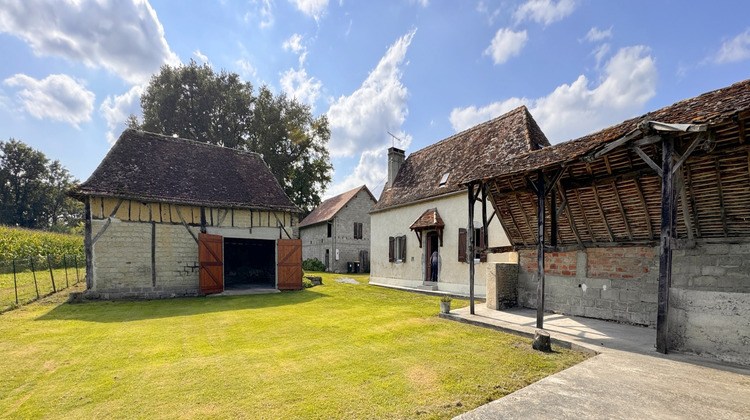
<box><xmin>298</xmin><ymin>185</ymin><xmax>375</xmax><ymax>228</ymax></box>
<box><xmin>409</xmin><ymin>208</ymin><xmax>445</xmax><ymax>230</ymax></box>
<box><xmin>462</xmin><ymin>79</ymin><xmax>750</xmax><ymax>185</ymax></box>
<box><xmin>374</xmin><ymin>106</ymin><xmax>549</xmax><ymax>211</ymax></box>
<box><xmin>71</xmin><ymin>129</ymin><xmax>300</xmax><ymax>212</ymax></box>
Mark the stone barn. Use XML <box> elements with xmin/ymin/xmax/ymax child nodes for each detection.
<box><xmin>462</xmin><ymin>79</ymin><xmax>750</xmax><ymax>366</ymax></box>
<box><xmin>71</xmin><ymin>129</ymin><xmax>303</xmax><ymax>298</ymax></box>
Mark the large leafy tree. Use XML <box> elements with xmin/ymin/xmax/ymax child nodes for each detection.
<box><xmin>134</xmin><ymin>61</ymin><xmax>332</xmax><ymax>212</ymax></box>
<box><xmin>0</xmin><ymin>139</ymin><xmax>83</xmax><ymax>230</ymax></box>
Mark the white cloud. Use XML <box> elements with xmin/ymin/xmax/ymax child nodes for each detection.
<box><xmin>288</xmin><ymin>0</ymin><xmax>329</xmax><ymax>21</ymax></box>
<box><xmin>283</xmin><ymin>33</ymin><xmax>308</xmax><ymax>65</ymax></box>
<box><xmin>476</xmin><ymin>1</ymin><xmax>501</xmax><ymax>25</ymax></box>
<box><xmin>584</xmin><ymin>26</ymin><xmax>613</xmax><ymax>42</ymax></box>
<box><xmin>411</xmin><ymin>0</ymin><xmax>429</xmax><ymax>7</ymax></box>
<box><xmin>280</xmin><ymin>67</ymin><xmax>322</xmax><ymax>110</ymax></box>
<box><xmin>592</xmin><ymin>42</ymin><xmax>610</xmax><ymax>68</ymax></box>
<box><xmin>100</xmin><ymin>85</ymin><xmax>145</xmax><ymax>144</ymax></box>
<box><xmin>451</xmin><ymin>46</ymin><xmax>657</xmax><ymax>143</ymax></box>
<box><xmin>4</xmin><ymin>73</ymin><xmax>95</xmax><ymax>129</ymax></box>
<box><xmin>484</xmin><ymin>28</ymin><xmax>528</xmax><ymax>65</ymax></box>
<box><xmin>235</xmin><ymin>59</ymin><xmax>258</xmax><ymax>79</ymax></box>
<box><xmin>715</xmin><ymin>27</ymin><xmax>750</xmax><ymax>64</ymax></box>
<box><xmin>324</xmin><ymin>146</ymin><xmax>390</xmax><ymax>199</ymax></box>
<box><xmin>245</xmin><ymin>0</ymin><xmax>274</xmax><ymax>28</ymax></box>
<box><xmin>193</xmin><ymin>50</ymin><xmax>209</xmax><ymax>64</ymax></box>
<box><xmin>0</xmin><ymin>0</ymin><xmax>180</xmax><ymax>85</ymax></box>
<box><xmin>514</xmin><ymin>0</ymin><xmax>576</xmax><ymax>26</ymax></box>
<box><xmin>326</xmin><ymin>29</ymin><xmax>416</xmax><ymax>158</ymax></box>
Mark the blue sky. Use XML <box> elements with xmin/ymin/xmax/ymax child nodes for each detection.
<box><xmin>1</xmin><ymin>0</ymin><xmax>749</xmax><ymax>199</ymax></box>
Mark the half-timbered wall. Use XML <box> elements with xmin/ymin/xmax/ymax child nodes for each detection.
<box><xmin>86</xmin><ymin>197</ymin><xmax>298</xmax><ymax>299</ymax></box>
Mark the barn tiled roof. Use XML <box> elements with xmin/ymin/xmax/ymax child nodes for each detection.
<box><xmin>373</xmin><ymin>106</ymin><xmax>549</xmax><ymax>211</ymax></box>
<box><xmin>409</xmin><ymin>208</ymin><xmax>445</xmax><ymax>230</ymax></box>
<box><xmin>71</xmin><ymin>129</ymin><xmax>300</xmax><ymax>212</ymax></box>
<box><xmin>462</xmin><ymin>79</ymin><xmax>750</xmax><ymax>185</ymax></box>
<box><xmin>298</xmin><ymin>185</ymin><xmax>375</xmax><ymax>228</ymax></box>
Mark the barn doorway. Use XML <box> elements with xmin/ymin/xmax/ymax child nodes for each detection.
<box><xmin>223</xmin><ymin>238</ymin><xmax>275</xmax><ymax>289</ymax></box>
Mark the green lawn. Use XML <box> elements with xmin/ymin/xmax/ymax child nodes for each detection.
<box><xmin>0</xmin><ymin>273</ymin><xmax>588</xmax><ymax>419</ymax></box>
<box><xmin>1</xmin><ymin>264</ymin><xmax>84</xmax><ymax>311</ymax></box>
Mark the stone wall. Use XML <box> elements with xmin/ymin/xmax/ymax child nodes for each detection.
<box><xmin>85</xmin><ymin>196</ymin><xmax>298</xmax><ymax>299</ymax></box>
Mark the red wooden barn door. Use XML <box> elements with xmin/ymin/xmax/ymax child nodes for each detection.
<box><xmin>199</xmin><ymin>233</ymin><xmax>224</xmax><ymax>294</ymax></box>
<box><xmin>277</xmin><ymin>239</ymin><xmax>302</xmax><ymax>290</ymax></box>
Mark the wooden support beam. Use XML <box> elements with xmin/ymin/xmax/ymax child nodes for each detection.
<box><xmin>632</xmin><ymin>145</ymin><xmax>663</xmax><ymax>176</ymax></box>
<box><xmin>584</xmin><ymin>129</ymin><xmax>641</xmax><ymax>161</ymax></box>
<box><xmin>482</xmin><ymin>182</ymin><xmax>489</xmax><ymax>252</ymax></box>
<box><xmin>672</xmin><ymin>132</ymin><xmax>705</xmax><ymax>175</ymax></box>
<box><xmin>657</xmin><ymin>136</ymin><xmax>675</xmax><ymax>354</ymax></box>
<box><xmin>91</xmin><ymin>198</ymin><xmax>124</xmax><ymax>245</ymax></box>
<box><xmin>515</xmin><ymin>194</ymin><xmax>535</xmax><ymax>244</ymax></box>
<box><xmin>685</xmin><ymin>165</ymin><xmax>701</xmax><ymax>238</ymax></box>
<box><xmin>586</xmin><ymin>164</ymin><xmax>615</xmax><ymax>242</ymax></box>
<box><xmin>557</xmin><ymin>185</ymin><xmax>583</xmax><ymax>248</ymax></box>
<box><xmin>633</xmin><ymin>135</ymin><xmax>664</xmax><ymax>147</ymax></box>
<box><xmin>573</xmin><ymin>189</ymin><xmax>596</xmax><ymax>243</ymax></box>
<box><xmin>604</xmin><ymin>156</ymin><xmax>633</xmax><ymax>241</ymax></box>
<box><xmin>715</xmin><ymin>159</ymin><xmax>728</xmax><ymax>237</ymax></box>
<box><xmin>550</xmin><ymin>189</ymin><xmax>558</xmax><ymax>247</ymax></box>
<box><xmin>536</xmin><ymin>172</ymin><xmax>546</xmax><ymax>329</ymax></box>
<box><xmin>505</xmin><ymin>200</ymin><xmax>528</xmax><ymax>247</ymax></box>
<box><xmin>674</xmin><ymin>165</ymin><xmax>694</xmax><ymax>241</ymax></box>
<box><xmin>468</xmin><ymin>182</ymin><xmax>477</xmax><ymax>315</ymax></box>
<box><xmin>175</xmin><ymin>206</ymin><xmax>199</xmax><ymax>245</ymax></box>
<box><xmin>632</xmin><ymin>178</ymin><xmax>654</xmax><ymax>240</ymax></box>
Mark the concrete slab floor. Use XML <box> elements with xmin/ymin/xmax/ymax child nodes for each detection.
<box><xmin>443</xmin><ymin>306</ymin><xmax>750</xmax><ymax>420</ymax></box>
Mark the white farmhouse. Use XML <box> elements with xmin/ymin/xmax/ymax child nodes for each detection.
<box><xmin>369</xmin><ymin>106</ymin><xmax>550</xmax><ymax>296</ymax></box>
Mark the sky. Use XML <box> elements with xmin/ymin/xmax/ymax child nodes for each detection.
<box><xmin>1</xmin><ymin>0</ymin><xmax>749</xmax><ymax>201</ymax></box>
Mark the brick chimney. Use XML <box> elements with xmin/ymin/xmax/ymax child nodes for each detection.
<box><xmin>386</xmin><ymin>147</ymin><xmax>405</xmax><ymax>189</ymax></box>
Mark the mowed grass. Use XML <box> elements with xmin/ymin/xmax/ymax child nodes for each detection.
<box><xmin>1</xmin><ymin>266</ymin><xmax>84</xmax><ymax>311</ymax></box>
<box><xmin>0</xmin><ymin>273</ymin><xmax>588</xmax><ymax>419</ymax></box>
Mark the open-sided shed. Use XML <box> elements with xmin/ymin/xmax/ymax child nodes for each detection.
<box><xmin>71</xmin><ymin>129</ymin><xmax>303</xmax><ymax>298</ymax></box>
<box><xmin>462</xmin><ymin>80</ymin><xmax>750</xmax><ymax>365</ymax></box>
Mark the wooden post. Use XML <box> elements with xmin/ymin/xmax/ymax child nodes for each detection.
<box><xmin>468</xmin><ymin>182</ymin><xmax>476</xmax><ymax>315</ymax></box>
<box><xmin>550</xmin><ymin>189</ymin><xmax>557</xmax><ymax>248</ymax></box>
<box><xmin>482</xmin><ymin>182</ymin><xmax>488</xmax><ymax>251</ymax></box>
<box><xmin>12</xmin><ymin>259</ymin><xmax>18</xmax><ymax>305</ymax></box>
<box><xmin>536</xmin><ymin>171</ymin><xmax>546</xmax><ymax>329</ymax></box>
<box><xmin>657</xmin><ymin>136</ymin><xmax>674</xmax><ymax>354</ymax></box>
<box><xmin>31</xmin><ymin>257</ymin><xmax>39</xmax><ymax>299</ymax></box>
<box><xmin>63</xmin><ymin>255</ymin><xmax>69</xmax><ymax>288</ymax></box>
<box><xmin>47</xmin><ymin>254</ymin><xmax>56</xmax><ymax>293</ymax></box>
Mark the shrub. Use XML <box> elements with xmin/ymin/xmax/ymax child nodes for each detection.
<box><xmin>302</xmin><ymin>258</ymin><xmax>326</xmax><ymax>272</ymax></box>
<box><xmin>440</xmin><ymin>296</ymin><xmax>452</xmax><ymax>303</ymax></box>
<box><xmin>302</xmin><ymin>278</ymin><xmax>314</xmax><ymax>288</ymax></box>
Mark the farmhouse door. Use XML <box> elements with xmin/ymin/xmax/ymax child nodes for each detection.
<box><xmin>277</xmin><ymin>239</ymin><xmax>303</xmax><ymax>290</ymax></box>
<box><xmin>199</xmin><ymin>233</ymin><xmax>224</xmax><ymax>294</ymax></box>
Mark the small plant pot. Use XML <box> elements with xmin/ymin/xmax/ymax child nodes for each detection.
<box><xmin>440</xmin><ymin>300</ymin><xmax>451</xmax><ymax>314</ymax></box>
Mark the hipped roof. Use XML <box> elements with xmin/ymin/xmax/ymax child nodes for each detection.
<box><xmin>71</xmin><ymin>129</ymin><xmax>300</xmax><ymax>213</ymax></box>
<box><xmin>374</xmin><ymin>106</ymin><xmax>549</xmax><ymax>211</ymax></box>
<box><xmin>298</xmin><ymin>185</ymin><xmax>375</xmax><ymax>228</ymax></box>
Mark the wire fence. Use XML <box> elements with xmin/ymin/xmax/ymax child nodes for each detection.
<box><xmin>0</xmin><ymin>254</ymin><xmax>86</xmax><ymax>312</ymax></box>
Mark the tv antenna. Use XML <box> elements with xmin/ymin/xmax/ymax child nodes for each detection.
<box><xmin>387</xmin><ymin>131</ymin><xmax>403</xmax><ymax>148</ymax></box>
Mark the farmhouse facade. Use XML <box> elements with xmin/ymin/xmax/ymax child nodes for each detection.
<box><xmin>71</xmin><ymin>130</ymin><xmax>303</xmax><ymax>299</ymax></box>
<box><xmin>299</xmin><ymin>185</ymin><xmax>376</xmax><ymax>273</ymax></box>
<box><xmin>370</xmin><ymin>106</ymin><xmax>550</xmax><ymax>296</ymax></box>
<box><xmin>463</xmin><ymin>79</ymin><xmax>750</xmax><ymax>365</ymax></box>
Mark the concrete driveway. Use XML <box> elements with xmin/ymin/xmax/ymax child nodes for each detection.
<box><xmin>442</xmin><ymin>306</ymin><xmax>750</xmax><ymax>419</ymax></box>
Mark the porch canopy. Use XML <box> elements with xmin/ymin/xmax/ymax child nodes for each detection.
<box><xmin>460</xmin><ymin>79</ymin><xmax>750</xmax><ymax>353</ymax></box>
<box><xmin>410</xmin><ymin>208</ymin><xmax>445</xmax><ymax>247</ymax></box>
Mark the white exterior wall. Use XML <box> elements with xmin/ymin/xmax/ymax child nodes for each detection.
<box><xmin>370</xmin><ymin>192</ymin><xmax>513</xmax><ymax>297</ymax></box>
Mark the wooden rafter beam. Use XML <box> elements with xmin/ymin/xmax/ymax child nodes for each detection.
<box><xmin>715</xmin><ymin>159</ymin><xmax>728</xmax><ymax>237</ymax></box>
<box><xmin>573</xmin><ymin>189</ymin><xmax>596</xmax><ymax>243</ymax></box>
<box><xmin>586</xmin><ymin>164</ymin><xmax>615</xmax><ymax>242</ymax></box>
<box><xmin>632</xmin><ymin>145</ymin><xmax>663</xmax><ymax>177</ymax></box>
<box><xmin>632</xmin><ymin>178</ymin><xmax>654</xmax><ymax>240</ymax></box>
<box><xmin>557</xmin><ymin>185</ymin><xmax>583</xmax><ymax>247</ymax></box>
<box><xmin>685</xmin><ymin>165</ymin><xmax>701</xmax><ymax>238</ymax></box>
<box><xmin>604</xmin><ymin>156</ymin><xmax>633</xmax><ymax>240</ymax></box>
<box><xmin>672</xmin><ymin>132</ymin><xmax>706</xmax><ymax>174</ymax></box>
<box><xmin>514</xmin><ymin>194</ymin><xmax>536</xmax><ymax>244</ymax></box>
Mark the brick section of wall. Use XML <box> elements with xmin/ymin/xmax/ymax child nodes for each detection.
<box><xmin>519</xmin><ymin>250</ymin><xmax>577</xmax><ymax>276</ymax></box>
<box><xmin>587</xmin><ymin>247</ymin><xmax>655</xmax><ymax>279</ymax></box>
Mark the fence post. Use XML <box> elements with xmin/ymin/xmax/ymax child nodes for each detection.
<box><xmin>12</xmin><ymin>259</ymin><xmax>18</xmax><ymax>305</ymax></box>
<box><xmin>74</xmin><ymin>255</ymin><xmax>80</xmax><ymax>284</ymax></box>
<box><xmin>63</xmin><ymin>255</ymin><xmax>69</xmax><ymax>288</ymax></box>
<box><xmin>30</xmin><ymin>257</ymin><xmax>39</xmax><ymax>299</ymax></box>
<box><xmin>47</xmin><ymin>254</ymin><xmax>56</xmax><ymax>293</ymax></box>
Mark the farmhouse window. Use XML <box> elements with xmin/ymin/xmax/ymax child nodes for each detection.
<box><xmin>327</xmin><ymin>221</ymin><xmax>332</xmax><ymax>238</ymax></box>
<box><xmin>389</xmin><ymin>235</ymin><xmax>406</xmax><ymax>263</ymax></box>
<box><xmin>458</xmin><ymin>227</ymin><xmax>486</xmax><ymax>262</ymax></box>
<box><xmin>353</xmin><ymin>222</ymin><xmax>363</xmax><ymax>239</ymax></box>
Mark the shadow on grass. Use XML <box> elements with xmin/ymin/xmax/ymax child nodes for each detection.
<box><xmin>35</xmin><ymin>288</ymin><xmax>328</xmax><ymax>323</ymax></box>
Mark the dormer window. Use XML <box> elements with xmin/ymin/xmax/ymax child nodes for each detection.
<box><xmin>439</xmin><ymin>172</ymin><xmax>450</xmax><ymax>187</ymax></box>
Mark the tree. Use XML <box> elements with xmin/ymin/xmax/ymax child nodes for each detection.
<box><xmin>0</xmin><ymin>139</ymin><xmax>83</xmax><ymax>230</ymax></box>
<box><xmin>135</xmin><ymin>61</ymin><xmax>332</xmax><ymax>212</ymax></box>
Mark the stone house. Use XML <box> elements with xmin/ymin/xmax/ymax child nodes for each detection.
<box><xmin>463</xmin><ymin>79</ymin><xmax>750</xmax><ymax>365</ymax></box>
<box><xmin>70</xmin><ymin>129</ymin><xmax>303</xmax><ymax>299</ymax></box>
<box><xmin>298</xmin><ymin>185</ymin><xmax>376</xmax><ymax>273</ymax></box>
<box><xmin>369</xmin><ymin>106</ymin><xmax>550</xmax><ymax>296</ymax></box>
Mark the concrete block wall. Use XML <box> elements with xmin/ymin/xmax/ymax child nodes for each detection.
<box><xmin>486</xmin><ymin>263</ymin><xmax>518</xmax><ymax>309</ymax></box>
<box><xmin>672</xmin><ymin>243</ymin><xmax>750</xmax><ymax>292</ymax></box>
<box><xmin>517</xmin><ymin>247</ymin><xmax>660</xmax><ymax>326</ymax></box>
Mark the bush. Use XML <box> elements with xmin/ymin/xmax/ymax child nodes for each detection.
<box><xmin>302</xmin><ymin>278</ymin><xmax>314</xmax><ymax>288</ymax></box>
<box><xmin>440</xmin><ymin>296</ymin><xmax>452</xmax><ymax>303</ymax></box>
<box><xmin>302</xmin><ymin>258</ymin><xmax>326</xmax><ymax>272</ymax></box>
